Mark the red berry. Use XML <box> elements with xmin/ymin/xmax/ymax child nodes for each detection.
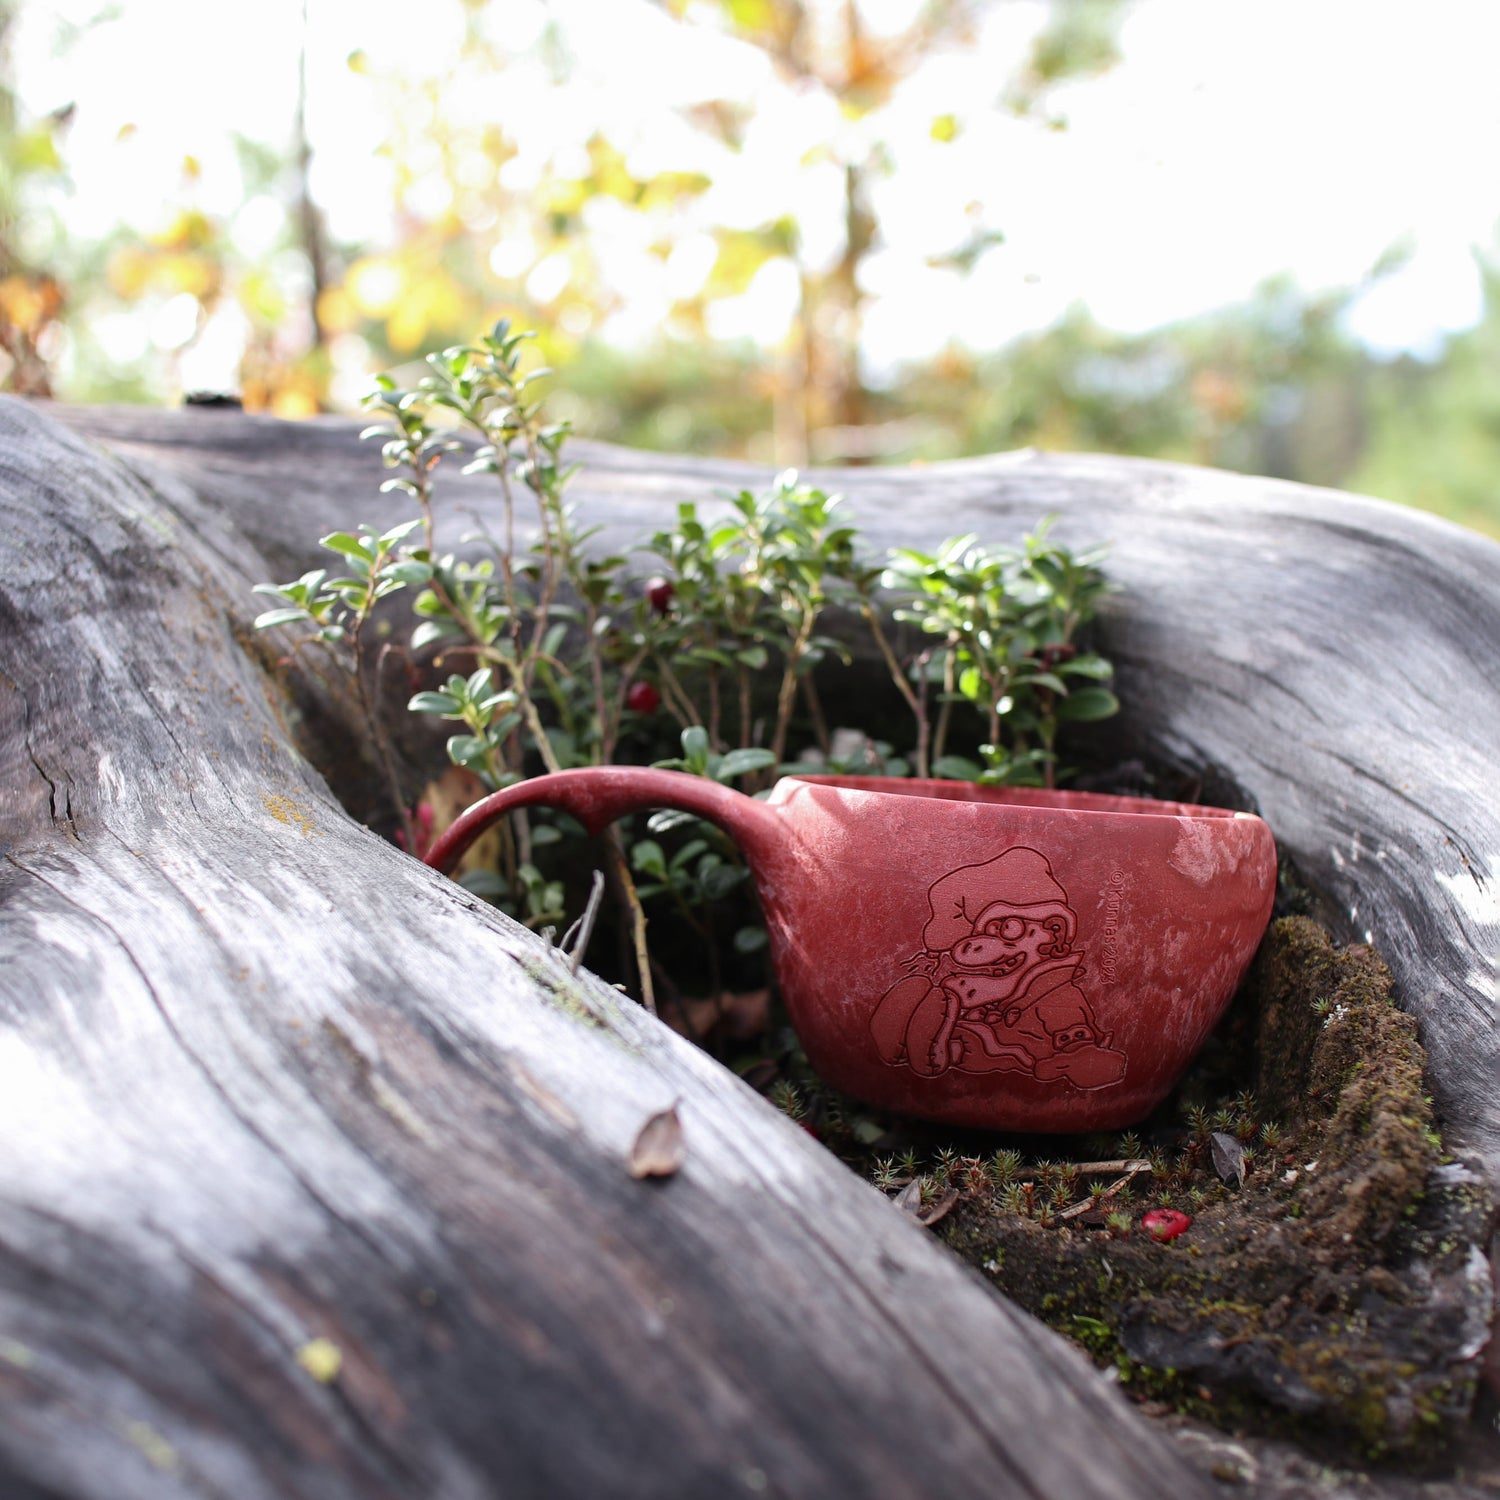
<box><xmin>625</xmin><ymin>681</ymin><xmax>661</xmax><ymax>714</ymax></box>
<box><xmin>646</xmin><ymin>577</ymin><xmax>675</xmax><ymax>615</ymax></box>
<box><xmin>1141</xmin><ymin>1209</ymin><xmax>1192</xmax><ymax>1242</ymax></box>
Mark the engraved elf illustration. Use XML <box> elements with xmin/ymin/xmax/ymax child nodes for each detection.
<box><xmin>869</xmin><ymin>846</ymin><xmax>1127</xmax><ymax>1090</ymax></box>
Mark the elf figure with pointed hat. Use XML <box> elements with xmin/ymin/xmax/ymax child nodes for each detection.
<box><xmin>869</xmin><ymin>846</ymin><xmax>1126</xmax><ymax>1090</ymax></box>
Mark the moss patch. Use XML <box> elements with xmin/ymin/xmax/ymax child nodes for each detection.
<box><xmin>800</xmin><ymin>917</ymin><xmax>1494</xmax><ymax>1464</ymax></box>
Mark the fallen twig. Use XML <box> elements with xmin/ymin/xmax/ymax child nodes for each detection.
<box><xmin>1055</xmin><ymin>1161</ymin><xmax>1151</xmax><ymax>1222</ymax></box>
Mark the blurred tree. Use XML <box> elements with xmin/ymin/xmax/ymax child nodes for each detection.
<box><xmin>5</xmin><ymin>0</ymin><xmax>1499</xmax><ymax>538</ymax></box>
<box><xmin>651</xmin><ymin>0</ymin><xmax>1124</xmax><ymax>462</ymax></box>
<box><xmin>1348</xmin><ymin>257</ymin><xmax>1500</xmax><ymax>539</ymax></box>
<box><xmin>0</xmin><ymin>0</ymin><xmax>69</xmax><ymax>395</ymax></box>
<box><xmin>880</xmin><ymin>275</ymin><xmax>1374</xmax><ymax>476</ymax></box>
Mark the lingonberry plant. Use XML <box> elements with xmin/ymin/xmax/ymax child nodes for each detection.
<box><xmin>254</xmin><ymin>319</ymin><xmax>1117</xmax><ymax>1008</ymax></box>
<box><xmin>883</xmin><ymin>524</ymin><xmax>1117</xmax><ymax>788</ymax></box>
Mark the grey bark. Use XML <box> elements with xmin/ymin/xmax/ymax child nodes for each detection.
<box><xmin>4</xmin><ymin>396</ymin><xmax>1498</xmax><ymax>1496</ymax></box>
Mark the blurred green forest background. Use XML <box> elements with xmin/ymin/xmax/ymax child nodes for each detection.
<box><xmin>5</xmin><ymin>0</ymin><xmax>1500</xmax><ymax>537</ymax></box>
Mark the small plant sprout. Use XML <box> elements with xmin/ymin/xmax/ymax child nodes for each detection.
<box><xmin>253</xmin><ymin>518</ymin><xmax>434</xmax><ymax>846</ymax></box>
<box><xmin>1105</xmin><ymin>1211</ymin><xmax>1132</xmax><ymax>1239</ymax></box>
<box><xmin>998</xmin><ymin>1182</ymin><xmax>1028</xmax><ymax>1216</ymax></box>
<box><xmin>990</xmin><ymin>1147</ymin><xmax>1024</xmax><ymax>1186</ymax></box>
<box><xmin>407</xmin><ymin>668</ymin><xmax>520</xmax><ymax>790</ymax></box>
<box><xmin>360</xmin><ymin>374</ymin><xmax>463</xmax><ymax>550</ymax></box>
<box><xmin>960</xmin><ymin>1157</ymin><xmax>991</xmax><ymax>1199</ymax></box>
<box><xmin>881</xmin><ymin>519</ymin><xmax>1116</xmax><ymax>788</ymax></box>
<box><xmin>255</xmin><ymin>316</ymin><xmax>1119</xmax><ymax>1021</ymax></box>
<box><xmin>933</xmin><ymin>1145</ymin><xmax>961</xmax><ymax>1184</ymax></box>
<box><xmin>768</xmin><ymin>1080</ymin><xmax>805</xmax><ymax>1121</ymax></box>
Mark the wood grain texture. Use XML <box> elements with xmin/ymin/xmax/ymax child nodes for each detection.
<box><xmin>2</xmin><ymin>399</ymin><xmax>1217</xmax><ymax>1499</ymax></box>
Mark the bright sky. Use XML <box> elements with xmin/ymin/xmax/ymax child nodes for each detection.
<box><xmin>15</xmin><ymin>0</ymin><xmax>1500</xmax><ymax>388</ymax></box>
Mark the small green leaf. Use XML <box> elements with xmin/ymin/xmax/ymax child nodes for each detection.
<box><xmin>715</xmin><ymin>748</ymin><xmax>776</xmax><ymax>782</ymax></box>
<box><xmin>446</xmin><ymin>733</ymin><xmax>487</xmax><ymax>765</ymax></box>
<box><xmin>646</xmin><ymin>808</ymin><xmax>701</xmax><ymax>835</ymax></box>
<box><xmin>1057</xmin><ymin>687</ymin><xmax>1120</xmax><ymax>722</ymax></box>
<box><xmin>680</xmin><ymin>725</ymin><xmax>711</xmax><ymax>773</ymax></box>
<box><xmin>253</xmin><ymin>607</ymin><xmax>309</xmax><ymax>630</ymax></box>
<box><xmin>411</xmin><ymin>619</ymin><xmax>464</xmax><ymax>651</ymax></box>
<box><xmin>699</xmin><ymin>862</ymin><xmax>745</xmax><ymax>902</ymax></box>
<box><xmin>630</xmin><ymin>840</ymin><xmax>667</xmax><ymax>879</ymax></box>
<box><xmin>931</xmin><ymin>755</ymin><xmax>984</xmax><ymax>781</ymax></box>
<box><xmin>379</xmin><ymin>518</ymin><xmax>424</xmax><ymax>547</ymax></box>
<box><xmin>733</xmin><ymin>925</ymin><xmax>768</xmax><ymax>954</ymax></box>
<box><xmin>383</xmin><ymin>560</ymin><xmax>433</xmax><ymax>586</ymax></box>
<box><xmin>408</xmin><ymin>691</ymin><xmax>461</xmax><ymax>716</ymax></box>
<box><xmin>1061</xmin><ymin>653</ymin><xmax>1114</xmax><ymax>680</ymax></box>
<box><xmin>458</xmin><ymin>869</ymin><xmax>507</xmax><ymax>899</ymax></box>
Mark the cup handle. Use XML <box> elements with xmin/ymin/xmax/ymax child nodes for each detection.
<box><xmin>423</xmin><ymin>765</ymin><xmax>775</xmax><ymax>876</ymax></box>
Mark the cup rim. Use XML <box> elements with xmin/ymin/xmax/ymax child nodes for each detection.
<box><xmin>776</xmin><ymin>773</ymin><xmax>1260</xmax><ymax>824</ymax></box>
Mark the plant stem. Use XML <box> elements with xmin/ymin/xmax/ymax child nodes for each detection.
<box><xmin>707</xmin><ymin>666</ymin><xmax>723</xmax><ymax>751</ymax></box>
<box><xmin>352</xmin><ymin>623</ymin><xmax>415</xmax><ymax>849</ymax></box>
<box><xmin>603</xmin><ymin>827</ymin><xmax>656</xmax><ymax>1015</ymax></box>
<box><xmin>800</xmin><ymin>671</ymin><xmax>831</xmax><ymax>757</ymax></box>
<box><xmin>861</xmin><ymin>597</ymin><xmax>928</xmax><ymax>778</ymax></box>
<box><xmin>654</xmin><ymin>655</ymin><xmax>702</xmax><ymax>729</ymax></box>
<box><xmin>771</xmin><ymin>607</ymin><xmax>816</xmax><ymax>765</ymax></box>
<box><xmin>933</xmin><ymin>648</ymin><xmax>955</xmax><ymax>768</ymax></box>
<box><xmin>737</xmin><ymin>666</ymin><xmax>753</xmax><ymax>750</ymax></box>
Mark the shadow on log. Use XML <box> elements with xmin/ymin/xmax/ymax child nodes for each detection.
<box><xmin>1</xmin><ymin>397</ymin><xmax>1496</xmax><ymax>1496</ymax></box>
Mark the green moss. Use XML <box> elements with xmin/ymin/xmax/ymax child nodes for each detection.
<box><xmin>511</xmin><ymin>951</ymin><xmax>643</xmax><ymax>1053</ymax></box>
<box><xmin>918</xmin><ymin>916</ymin><xmax>1494</xmax><ymax>1464</ymax></box>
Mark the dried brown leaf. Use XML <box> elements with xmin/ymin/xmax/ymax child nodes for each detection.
<box><xmin>893</xmin><ymin>1178</ymin><xmax>924</xmax><ymax>1217</ymax></box>
<box><xmin>917</xmin><ymin>1187</ymin><xmax>960</xmax><ymax>1228</ymax></box>
<box><xmin>1210</xmin><ymin>1131</ymin><xmax>1247</xmax><ymax>1187</ymax></box>
<box><xmin>628</xmin><ymin>1103</ymin><xmax>685</xmax><ymax>1180</ymax></box>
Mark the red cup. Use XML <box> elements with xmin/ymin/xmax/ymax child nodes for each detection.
<box><xmin>427</xmin><ymin>771</ymin><xmax>1276</xmax><ymax>1132</ymax></box>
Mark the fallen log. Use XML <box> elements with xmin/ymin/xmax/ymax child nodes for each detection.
<box><xmin>62</xmin><ymin>400</ymin><xmax>1500</xmax><ymax>1181</ymax></box>
<box><xmin>3</xmin><ymin>396</ymin><xmax>1495</xmax><ymax>1496</ymax></box>
<box><xmin>3</xmin><ymin>397</ymin><xmax>1214</xmax><ymax>1499</ymax></box>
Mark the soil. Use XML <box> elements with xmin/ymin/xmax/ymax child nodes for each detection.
<box><xmin>767</xmin><ymin>915</ymin><xmax>1498</xmax><ymax>1489</ymax></box>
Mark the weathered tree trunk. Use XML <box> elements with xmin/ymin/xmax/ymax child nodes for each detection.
<box><xmin>2</xmin><ymin>397</ymin><xmax>1497</xmax><ymax>1497</ymax></box>
<box><xmin>62</xmin><ymin>399</ymin><xmax>1500</xmax><ymax>1178</ymax></box>
<box><xmin>2</xmin><ymin>398</ymin><xmax>1217</xmax><ymax>1499</ymax></box>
